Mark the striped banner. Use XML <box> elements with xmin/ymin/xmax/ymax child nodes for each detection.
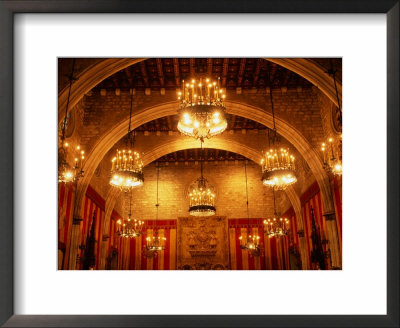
<box><xmin>58</xmin><ymin>183</ymin><xmax>75</xmax><ymax>269</ymax></box>
<box><xmin>78</xmin><ymin>186</ymin><xmax>105</xmax><ymax>270</ymax></box>
<box><xmin>115</xmin><ymin>220</ymin><xmax>177</xmax><ymax>270</ymax></box>
<box><xmin>228</xmin><ymin>219</ymin><xmax>290</xmax><ymax>270</ymax></box>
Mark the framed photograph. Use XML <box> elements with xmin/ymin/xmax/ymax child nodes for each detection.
<box><xmin>0</xmin><ymin>1</ymin><xmax>398</xmax><ymax>327</ymax></box>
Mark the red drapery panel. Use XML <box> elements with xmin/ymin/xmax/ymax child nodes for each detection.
<box><xmin>118</xmin><ymin>220</ymin><xmax>177</xmax><ymax>270</ymax></box>
<box><xmin>78</xmin><ymin>185</ymin><xmax>106</xmax><ymax>270</ymax></box>
<box><xmin>228</xmin><ymin>219</ymin><xmax>290</xmax><ymax>270</ymax></box>
<box><xmin>58</xmin><ymin>183</ymin><xmax>75</xmax><ymax>269</ymax></box>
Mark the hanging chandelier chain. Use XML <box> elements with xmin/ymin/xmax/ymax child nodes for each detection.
<box><xmin>200</xmin><ymin>140</ymin><xmax>204</xmax><ymax>179</ymax></box>
<box><xmin>155</xmin><ymin>161</ymin><xmax>160</xmax><ymax>222</ymax></box>
<box><xmin>61</xmin><ymin>59</ymin><xmax>76</xmax><ymax>142</ymax></box>
<box><xmin>244</xmin><ymin>161</ymin><xmax>250</xmax><ymax>227</ymax></box>
<box><xmin>127</xmin><ymin>90</ymin><xmax>135</xmax><ymax>148</ymax></box>
<box><xmin>267</xmin><ymin>65</ymin><xmax>277</xmax><ymax>137</ymax></box>
<box><xmin>128</xmin><ymin>189</ymin><xmax>132</xmax><ymax>218</ymax></box>
<box><xmin>273</xmin><ymin>187</ymin><xmax>278</xmax><ymax>216</ymax></box>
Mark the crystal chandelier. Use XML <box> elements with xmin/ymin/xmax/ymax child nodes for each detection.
<box><xmin>239</xmin><ymin>161</ymin><xmax>262</xmax><ymax>256</ymax></box>
<box><xmin>109</xmin><ymin>89</ymin><xmax>144</xmax><ymax>190</ymax></box>
<box><xmin>188</xmin><ymin>141</ymin><xmax>216</xmax><ymax>217</ymax></box>
<box><xmin>263</xmin><ymin>188</ymin><xmax>290</xmax><ymax>238</ymax></box>
<box><xmin>58</xmin><ymin>59</ymin><xmax>85</xmax><ymax>183</ymax></box>
<box><xmin>143</xmin><ymin>162</ymin><xmax>166</xmax><ymax>258</ymax></box>
<box><xmin>177</xmin><ymin>77</ymin><xmax>227</xmax><ymax>141</ymax></box>
<box><xmin>321</xmin><ymin>136</ymin><xmax>342</xmax><ymax>176</ymax></box>
<box><xmin>116</xmin><ymin>190</ymin><xmax>144</xmax><ymax>238</ymax></box>
<box><xmin>261</xmin><ymin>69</ymin><xmax>297</xmax><ymax>190</ymax></box>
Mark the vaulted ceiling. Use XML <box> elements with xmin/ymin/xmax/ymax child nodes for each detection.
<box><xmin>93</xmin><ymin>58</ymin><xmax>318</xmax><ymax>91</ymax></box>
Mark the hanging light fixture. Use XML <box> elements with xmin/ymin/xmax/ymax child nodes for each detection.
<box><xmin>188</xmin><ymin>141</ymin><xmax>216</xmax><ymax>217</ymax></box>
<box><xmin>58</xmin><ymin>59</ymin><xmax>85</xmax><ymax>183</ymax></box>
<box><xmin>143</xmin><ymin>162</ymin><xmax>166</xmax><ymax>258</ymax></box>
<box><xmin>239</xmin><ymin>161</ymin><xmax>261</xmax><ymax>256</ymax></box>
<box><xmin>109</xmin><ymin>89</ymin><xmax>144</xmax><ymax>190</ymax></box>
<box><xmin>321</xmin><ymin>61</ymin><xmax>342</xmax><ymax>176</ymax></box>
<box><xmin>177</xmin><ymin>77</ymin><xmax>227</xmax><ymax>141</ymax></box>
<box><xmin>263</xmin><ymin>188</ymin><xmax>290</xmax><ymax>238</ymax></box>
<box><xmin>116</xmin><ymin>190</ymin><xmax>144</xmax><ymax>238</ymax></box>
<box><xmin>321</xmin><ymin>136</ymin><xmax>342</xmax><ymax>176</ymax></box>
<box><xmin>261</xmin><ymin>67</ymin><xmax>297</xmax><ymax>190</ymax></box>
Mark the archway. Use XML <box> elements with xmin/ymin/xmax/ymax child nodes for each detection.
<box><xmin>99</xmin><ymin>138</ymin><xmax>307</xmax><ymax>269</ymax></box>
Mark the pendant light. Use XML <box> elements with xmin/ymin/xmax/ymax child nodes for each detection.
<box><xmin>261</xmin><ymin>65</ymin><xmax>297</xmax><ymax>190</ymax></box>
<box><xmin>239</xmin><ymin>161</ymin><xmax>261</xmax><ymax>256</ymax></box>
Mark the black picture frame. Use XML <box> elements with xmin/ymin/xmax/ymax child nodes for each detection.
<box><xmin>0</xmin><ymin>1</ymin><xmax>398</xmax><ymax>327</ymax></box>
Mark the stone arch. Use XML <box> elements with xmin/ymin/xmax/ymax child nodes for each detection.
<box><xmin>99</xmin><ymin>138</ymin><xmax>305</xmax><ymax>269</ymax></box>
<box><xmin>58</xmin><ymin>58</ymin><xmax>341</xmax><ymax>124</ymax></box>
<box><xmin>77</xmin><ymin>100</ymin><xmax>334</xmax><ymax>220</ymax></box>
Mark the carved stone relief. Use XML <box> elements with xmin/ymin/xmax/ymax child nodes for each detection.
<box><xmin>177</xmin><ymin>216</ymin><xmax>229</xmax><ymax>270</ymax></box>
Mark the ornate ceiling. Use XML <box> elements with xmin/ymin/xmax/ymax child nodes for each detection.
<box><xmin>93</xmin><ymin>58</ymin><xmax>317</xmax><ymax>91</ymax></box>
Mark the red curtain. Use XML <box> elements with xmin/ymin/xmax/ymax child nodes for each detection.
<box><xmin>228</xmin><ymin>219</ymin><xmax>290</xmax><ymax>270</ymax></box>
<box><xmin>58</xmin><ymin>183</ymin><xmax>75</xmax><ymax>269</ymax></box>
<box><xmin>117</xmin><ymin>220</ymin><xmax>177</xmax><ymax>270</ymax></box>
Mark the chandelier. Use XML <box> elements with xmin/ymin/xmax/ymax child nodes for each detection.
<box><xmin>263</xmin><ymin>188</ymin><xmax>290</xmax><ymax>238</ymax></box>
<box><xmin>239</xmin><ymin>161</ymin><xmax>262</xmax><ymax>256</ymax></box>
<box><xmin>143</xmin><ymin>162</ymin><xmax>166</xmax><ymax>258</ymax></box>
<box><xmin>321</xmin><ymin>136</ymin><xmax>342</xmax><ymax>176</ymax></box>
<box><xmin>261</xmin><ymin>69</ymin><xmax>297</xmax><ymax>190</ymax></box>
<box><xmin>177</xmin><ymin>77</ymin><xmax>227</xmax><ymax>141</ymax></box>
<box><xmin>109</xmin><ymin>89</ymin><xmax>144</xmax><ymax>190</ymax></box>
<box><xmin>188</xmin><ymin>141</ymin><xmax>216</xmax><ymax>217</ymax></box>
<box><xmin>58</xmin><ymin>59</ymin><xmax>85</xmax><ymax>183</ymax></box>
<box><xmin>116</xmin><ymin>190</ymin><xmax>143</xmax><ymax>238</ymax></box>
<box><xmin>321</xmin><ymin>61</ymin><xmax>342</xmax><ymax>177</ymax></box>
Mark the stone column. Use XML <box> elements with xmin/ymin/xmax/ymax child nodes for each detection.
<box><xmin>99</xmin><ymin>235</ymin><xmax>110</xmax><ymax>270</ymax></box>
<box><xmin>297</xmin><ymin>230</ymin><xmax>309</xmax><ymax>270</ymax></box>
<box><xmin>68</xmin><ymin>217</ymin><xmax>82</xmax><ymax>270</ymax></box>
<box><xmin>323</xmin><ymin>212</ymin><xmax>341</xmax><ymax>269</ymax></box>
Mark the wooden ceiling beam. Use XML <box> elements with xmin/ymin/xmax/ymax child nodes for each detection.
<box><xmin>124</xmin><ymin>67</ymin><xmax>133</xmax><ymax>87</ymax></box>
<box><xmin>221</xmin><ymin>58</ymin><xmax>229</xmax><ymax>87</ymax></box>
<box><xmin>237</xmin><ymin>58</ymin><xmax>246</xmax><ymax>86</ymax></box>
<box><xmin>189</xmin><ymin>58</ymin><xmax>195</xmax><ymax>78</ymax></box>
<box><xmin>139</xmin><ymin>61</ymin><xmax>149</xmax><ymax>88</ymax></box>
<box><xmin>156</xmin><ymin>58</ymin><xmax>165</xmax><ymax>88</ymax></box>
<box><xmin>253</xmin><ymin>58</ymin><xmax>262</xmax><ymax>85</ymax></box>
<box><xmin>207</xmin><ymin>58</ymin><xmax>213</xmax><ymax>77</ymax></box>
<box><xmin>173</xmin><ymin>58</ymin><xmax>181</xmax><ymax>87</ymax></box>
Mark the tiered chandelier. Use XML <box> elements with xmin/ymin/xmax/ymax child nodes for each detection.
<box><xmin>188</xmin><ymin>141</ymin><xmax>216</xmax><ymax>217</ymax></box>
<box><xmin>58</xmin><ymin>59</ymin><xmax>85</xmax><ymax>183</ymax></box>
<box><xmin>261</xmin><ymin>70</ymin><xmax>297</xmax><ymax>190</ymax></box>
<box><xmin>177</xmin><ymin>77</ymin><xmax>227</xmax><ymax>141</ymax></box>
<box><xmin>239</xmin><ymin>161</ymin><xmax>261</xmax><ymax>256</ymax></box>
<box><xmin>116</xmin><ymin>190</ymin><xmax>144</xmax><ymax>238</ymax></box>
<box><xmin>109</xmin><ymin>89</ymin><xmax>144</xmax><ymax>190</ymax></box>
<box><xmin>263</xmin><ymin>188</ymin><xmax>290</xmax><ymax>238</ymax></box>
<box><xmin>143</xmin><ymin>162</ymin><xmax>166</xmax><ymax>258</ymax></box>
